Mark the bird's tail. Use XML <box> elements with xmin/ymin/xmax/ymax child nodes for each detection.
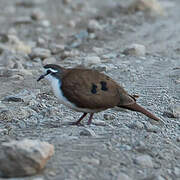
<box><xmin>119</xmin><ymin>103</ymin><xmax>160</xmax><ymax>121</ymax></box>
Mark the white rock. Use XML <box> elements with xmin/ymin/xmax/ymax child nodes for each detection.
<box><xmin>30</xmin><ymin>47</ymin><xmax>51</xmax><ymax>59</ymax></box>
<box><xmin>92</xmin><ymin>47</ymin><xmax>104</xmax><ymax>54</ymax></box>
<box><xmin>128</xmin><ymin>0</ymin><xmax>164</xmax><ymax>16</ymax></box>
<box><xmin>31</xmin><ymin>9</ymin><xmax>45</xmax><ymax>20</ymax></box>
<box><xmin>144</xmin><ymin>122</ymin><xmax>160</xmax><ymax>133</ymax></box>
<box><xmin>61</xmin><ymin>49</ymin><xmax>79</xmax><ymax>59</ymax></box>
<box><xmin>117</xmin><ymin>172</ymin><xmax>132</xmax><ymax>180</ymax></box>
<box><xmin>171</xmin><ymin>104</ymin><xmax>180</xmax><ymax>118</ymax></box>
<box><xmin>8</xmin><ymin>35</ymin><xmax>31</xmax><ymax>54</ymax></box>
<box><xmin>83</xmin><ymin>56</ymin><xmax>101</xmax><ymax>66</ymax></box>
<box><xmin>40</xmin><ymin>20</ymin><xmax>50</xmax><ymax>27</ymax></box>
<box><xmin>129</xmin><ymin>121</ymin><xmax>144</xmax><ymax>129</ymax></box>
<box><xmin>134</xmin><ymin>155</ymin><xmax>153</xmax><ymax>168</ymax></box>
<box><xmin>88</xmin><ymin>19</ymin><xmax>103</xmax><ymax>32</ymax></box>
<box><xmin>0</xmin><ymin>139</ymin><xmax>54</xmax><ymax>177</ymax></box>
<box><xmin>174</xmin><ymin>167</ymin><xmax>180</xmax><ymax>177</ymax></box>
<box><xmin>43</xmin><ymin>57</ymin><xmax>56</xmax><ymax>65</ymax></box>
<box><xmin>49</xmin><ymin>43</ymin><xmax>65</xmax><ymax>54</ymax></box>
<box><xmin>123</xmin><ymin>44</ymin><xmax>146</xmax><ymax>56</ymax></box>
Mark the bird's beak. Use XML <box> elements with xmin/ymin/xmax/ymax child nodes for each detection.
<box><xmin>37</xmin><ymin>74</ymin><xmax>46</xmax><ymax>82</ymax></box>
<box><xmin>37</xmin><ymin>72</ymin><xmax>49</xmax><ymax>82</ymax></box>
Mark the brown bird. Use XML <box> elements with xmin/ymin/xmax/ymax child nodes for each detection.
<box><xmin>37</xmin><ymin>64</ymin><xmax>160</xmax><ymax>125</ymax></box>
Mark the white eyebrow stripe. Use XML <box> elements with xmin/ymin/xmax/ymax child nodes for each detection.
<box><xmin>46</xmin><ymin>68</ymin><xmax>58</xmax><ymax>73</ymax></box>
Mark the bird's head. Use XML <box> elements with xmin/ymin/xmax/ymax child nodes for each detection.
<box><xmin>37</xmin><ymin>64</ymin><xmax>63</xmax><ymax>82</ymax></box>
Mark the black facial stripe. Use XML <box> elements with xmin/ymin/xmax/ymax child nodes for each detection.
<box><xmin>46</xmin><ymin>70</ymin><xmax>51</xmax><ymax>75</ymax></box>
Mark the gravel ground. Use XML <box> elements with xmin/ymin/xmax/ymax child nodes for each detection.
<box><xmin>0</xmin><ymin>0</ymin><xmax>180</xmax><ymax>180</ymax></box>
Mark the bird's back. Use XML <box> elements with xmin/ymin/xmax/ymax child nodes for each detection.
<box><xmin>61</xmin><ymin>68</ymin><xmax>134</xmax><ymax>110</ymax></box>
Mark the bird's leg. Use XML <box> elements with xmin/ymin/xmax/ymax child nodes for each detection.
<box><xmin>87</xmin><ymin>113</ymin><xmax>94</xmax><ymax>125</ymax></box>
<box><xmin>71</xmin><ymin>113</ymin><xmax>88</xmax><ymax>126</ymax></box>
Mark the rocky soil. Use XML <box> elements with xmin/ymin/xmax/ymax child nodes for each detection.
<box><xmin>0</xmin><ymin>0</ymin><xmax>180</xmax><ymax>179</ymax></box>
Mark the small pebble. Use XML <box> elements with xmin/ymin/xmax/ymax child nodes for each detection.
<box><xmin>128</xmin><ymin>0</ymin><xmax>164</xmax><ymax>16</ymax></box>
<box><xmin>144</xmin><ymin>122</ymin><xmax>160</xmax><ymax>133</ymax></box>
<box><xmin>49</xmin><ymin>44</ymin><xmax>65</xmax><ymax>54</ymax></box>
<box><xmin>61</xmin><ymin>49</ymin><xmax>79</xmax><ymax>59</ymax></box>
<box><xmin>81</xmin><ymin>156</ymin><xmax>100</xmax><ymax>165</ymax></box>
<box><xmin>117</xmin><ymin>172</ymin><xmax>132</xmax><ymax>180</ymax></box>
<box><xmin>2</xmin><ymin>96</ymin><xmax>23</xmax><ymax>102</ymax></box>
<box><xmin>103</xmin><ymin>113</ymin><xmax>115</xmax><ymax>120</ymax></box>
<box><xmin>88</xmin><ymin>19</ymin><xmax>103</xmax><ymax>32</ymax></box>
<box><xmin>14</xmin><ymin>17</ymin><xmax>32</xmax><ymax>25</ymax></box>
<box><xmin>83</xmin><ymin>56</ymin><xmax>101</xmax><ymax>67</ymax></box>
<box><xmin>123</xmin><ymin>44</ymin><xmax>146</xmax><ymax>56</ymax></box>
<box><xmin>43</xmin><ymin>57</ymin><xmax>56</xmax><ymax>65</ymax></box>
<box><xmin>174</xmin><ymin>167</ymin><xmax>180</xmax><ymax>177</ymax></box>
<box><xmin>134</xmin><ymin>154</ymin><xmax>153</xmax><ymax>168</ymax></box>
<box><xmin>30</xmin><ymin>47</ymin><xmax>51</xmax><ymax>59</ymax></box>
<box><xmin>128</xmin><ymin>121</ymin><xmax>144</xmax><ymax>129</ymax></box>
<box><xmin>31</xmin><ymin>9</ymin><xmax>45</xmax><ymax>20</ymax></box>
<box><xmin>79</xmin><ymin>128</ymin><xmax>96</xmax><ymax>136</ymax></box>
<box><xmin>40</xmin><ymin>20</ymin><xmax>50</xmax><ymax>27</ymax></box>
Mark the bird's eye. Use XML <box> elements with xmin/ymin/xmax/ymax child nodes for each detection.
<box><xmin>47</xmin><ymin>70</ymin><xmax>51</xmax><ymax>74</ymax></box>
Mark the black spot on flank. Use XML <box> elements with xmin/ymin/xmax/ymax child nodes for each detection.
<box><xmin>91</xmin><ymin>84</ymin><xmax>97</xmax><ymax>94</ymax></box>
<box><xmin>100</xmin><ymin>81</ymin><xmax>108</xmax><ymax>91</ymax></box>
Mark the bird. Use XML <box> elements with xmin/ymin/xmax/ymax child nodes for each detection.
<box><xmin>37</xmin><ymin>64</ymin><xmax>160</xmax><ymax>125</ymax></box>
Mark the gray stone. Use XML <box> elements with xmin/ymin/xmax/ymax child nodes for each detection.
<box><xmin>30</xmin><ymin>47</ymin><xmax>51</xmax><ymax>59</ymax></box>
<box><xmin>62</xmin><ymin>0</ymin><xmax>72</xmax><ymax>5</ymax></box>
<box><xmin>134</xmin><ymin>155</ymin><xmax>153</xmax><ymax>168</ymax></box>
<box><xmin>0</xmin><ymin>128</ymin><xmax>8</xmax><ymax>135</ymax></box>
<box><xmin>102</xmin><ymin>53</ymin><xmax>118</xmax><ymax>59</ymax></box>
<box><xmin>79</xmin><ymin>128</ymin><xmax>96</xmax><ymax>136</ymax></box>
<box><xmin>61</xmin><ymin>49</ymin><xmax>79</xmax><ymax>59</ymax></box>
<box><xmin>31</xmin><ymin>9</ymin><xmax>45</xmax><ymax>21</ymax></box>
<box><xmin>40</xmin><ymin>20</ymin><xmax>50</xmax><ymax>27</ymax></box>
<box><xmin>117</xmin><ymin>172</ymin><xmax>132</xmax><ymax>180</ymax></box>
<box><xmin>14</xmin><ymin>17</ymin><xmax>33</xmax><ymax>25</ymax></box>
<box><xmin>154</xmin><ymin>175</ymin><xmax>166</xmax><ymax>180</ymax></box>
<box><xmin>128</xmin><ymin>121</ymin><xmax>144</xmax><ymax>129</ymax></box>
<box><xmin>144</xmin><ymin>122</ymin><xmax>160</xmax><ymax>133</ymax></box>
<box><xmin>174</xmin><ymin>167</ymin><xmax>180</xmax><ymax>177</ymax></box>
<box><xmin>93</xmin><ymin>47</ymin><xmax>104</xmax><ymax>54</ymax></box>
<box><xmin>88</xmin><ymin>19</ymin><xmax>103</xmax><ymax>32</ymax></box>
<box><xmin>83</xmin><ymin>56</ymin><xmax>101</xmax><ymax>67</ymax></box>
<box><xmin>74</xmin><ymin>30</ymin><xmax>89</xmax><ymax>41</ymax></box>
<box><xmin>171</xmin><ymin>104</ymin><xmax>180</xmax><ymax>118</ymax></box>
<box><xmin>163</xmin><ymin>104</ymin><xmax>180</xmax><ymax>118</ymax></box>
<box><xmin>7</xmin><ymin>35</ymin><xmax>32</xmax><ymax>54</ymax></box>
<box><xmin>49</xmin><ymin>43</ymin><xmax>65</xmax><ymax>54</ymax></box>
<box><xmin>0</xmin><ymin>139</ymin><xmax>54</xmax><ymax>177</ymax></box>
<box><xmin>43</xmin><ymin>57</ymin><xmax>56</xmax><ymax>65</ymax></box>
<box><xmin>81</xmin><ymin>156</ymin><xmax>100</xmax><ymax>165</ymax></box>
<box><xmin>16</xmin><ymin>0</ymin><xmax>47</xmax><ymax>7</ymax></box>
<box><xmin>0</xmin><ymin>109</ymin><xmax>12</xmax><ymax>122</ymax></box>
<box><xmin>123</xmin><ymin>44</ymin><xmax>146</xmax><ymax>56</ymax></box>
<box><xmin>103</xmin><ymin>113</ymin><xmax>115</xmax><ymax>120</ymax></box>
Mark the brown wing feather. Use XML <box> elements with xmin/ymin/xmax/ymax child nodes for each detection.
<box><xmin>61</xmin><ymin>68</ymin><xmax>124</xmax><ymax>110</ymax></box>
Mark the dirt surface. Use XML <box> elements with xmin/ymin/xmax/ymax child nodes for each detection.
<box><xmin>0</xmin><ymin>0</ymin><xmax>180</xmax><ymax>179</ymax></box>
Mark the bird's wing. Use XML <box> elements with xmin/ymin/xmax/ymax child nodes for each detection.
<box><xmin>61</xmin><ymin>69</ymin><xmax>121</xmax><ymax>109</ymax></box>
